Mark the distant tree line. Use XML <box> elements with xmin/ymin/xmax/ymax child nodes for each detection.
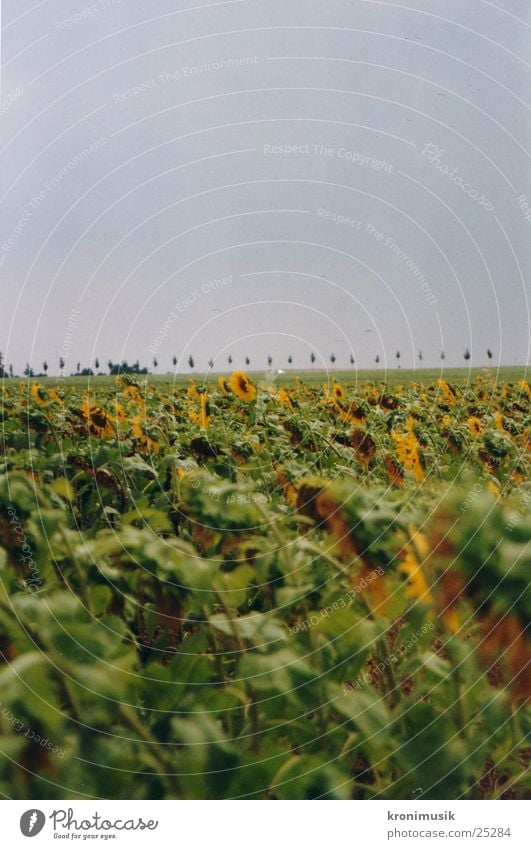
<box><xmin>0</xmin><ymin>348</ymin><xmax>498</xmax><ymax>378</ymax></box>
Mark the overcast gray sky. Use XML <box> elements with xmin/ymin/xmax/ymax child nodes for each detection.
<box><xmin>1</xmin><ymin>0</ymin><xmax>530</xmax><ymax>375</ymax></box>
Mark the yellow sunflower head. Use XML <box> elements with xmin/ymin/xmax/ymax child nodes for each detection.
<box><xmin>229</xmin><ymin>370</ymin><xmax>256</xmax><ymax>402</ymax></box>
<box><xmin>332</xmin><ymin>381</ymin><xmax>346</xmax><ymax>402</ymax></box>
<box><xmin>131</xmin><ymin>414</ymin><xmax>159</xmax><ymax>452</ymax></box>
<box><xmin>277</xmin><ymin>389</ymin><xmax>293</xmax><ymax>409</ymax></box>
<box><xmin>30</xmin><ymin>383</ymin><xmax>49</xmax><ymax>407</ymax></box>
<box><xmin>468</xmin><ymin>416</ymin><xmax>483</xmax><ymax>437</ymax></box>
<box><xmin>400</xmin><ymin>547</ymin><xmax>432</xmax><ymax>602</ymax></box>
<box><xmin>81</xmin><ymin>399</ymin><xmax>114</xmax><ymax>439</ymax></box>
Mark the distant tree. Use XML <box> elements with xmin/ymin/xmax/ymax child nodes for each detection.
<box><xmin>330</xmin><ymin>353</ymin><xmax>336</xmax><ymax>364</ymax></box>
<box><xmin>396</xmin><ymin>350</ymin><xmax>401</xmax><ymax>361</ymax></box>
<box><xmin>42</xmin><ymin>361</ymin><xmax>48</xmax><ymax>375</ymax></box>
<box><xmin>153</xmin><ymin>357</ymin><xmax>158</xmax><ymax>370</ymax></box>
<box><xmin>76</xmin><ymin>362</ymin><xmax>81</xmax><ymax>373</ymax></box>
<box><xmin>350</xmin><ymin>354</ymin><xmax>355</xmax><ymax>365</ymax></box>
<box><xmin>208</xmin><ymin>358</ymin><xmax>214</xmax><ymax>369</ymax></box>
<box><xmin>267</xmin><ymin>355</ymin><xmax>273</xmax><ymax>367</ymax></box>
<box><xmin>188</xmin><ymin>355</ymin><xmax>195</xmax><ymax>370</ymax></box>
<box><xmin>172</xmin><ymin>355</ymin><xmax>178</xmax><ymax>370</ymax></box>
<box><xmin>464</xmin><ymin>348</ymin><xmax>471</xmax><ymax>361</ymax></box>
<box><xmin>75</xmin><ymin>368</ymin><xmax>94</xmax><ymax>377</ymax></box>
<box><xmin>418</xmin><ymin>350</ymin><xmax>423</xmax><ymax>362</ymax></box>
<box><xmin>375</xmin><ymin>354</ymin><xmax>380</xmax><ymax>364</ymax></box>
<box><xmin>486</xmin><ymin>348</ymin><xmax>493</xmax><ymax>360</ymax></box>
<box><xmin>59</xmin><ymin>357</ymin><xmax>65</xmax><ymax>372</ymax></box>
<box><xmin>228</xmin><ymin>354</ymin><xmax>233</xmax><ymax>365</ymax></box>
<box><xmin>95</xmin><ymin>357</ymin><xmax>100</xmax><ymax>370</ymax></box>
<box><xmin>310</xmin><ymin>352</ymin><xmax>316</xmax><ymax>365</ymax></box>
<box><xmin>106</xmin><ymin>360</ymin><xmax>147</xmax><ymax>375</ymax></box>
<box><xmin>0</xmin><ymin>352</ymin><xmax>5</xmax><ymax>378</ymax></box>
<box><xmin>287</xmin><ymin>355</ymin><xmax>293</xmax><ymax>365</ymax></box>
<box><xmin>23</xmin><ymin>363</ymin><xmax>34</xmax><ymax>377</ymax></box>
<box><xmin>440</xmin><ymin>350</ymin><xmax>445</xmax><ymax>361</ymax></box>
<box><xmin>245</xmin><ymin>356</ymin><xmax>250</xmax><ymax>366</ymax></box>
<box><xmin>8</xmin><ymin>364</ymin><xmax>14</xmax><ymax>378</ymax></box>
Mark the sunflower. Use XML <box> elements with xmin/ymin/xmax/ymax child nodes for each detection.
<box><xmin>468</xmin><ymin>416</ymin><xmax>483</xmax><ymax>437</ymax></box>
<box><xmin>438</xmin><ymin>379</ymin><xmax>457</xmax><ymax>405</ymax></box>
<box><xmin>229</xmin><ymin>371</ymin><xmax>256</xmax><ymax>402</ymax></box>
<box><xmin>189</xmin><ymin>392</ymin><xmax>211</xmax><ymax>429</ymax></box>
<box><xmin>277</xmin><ymin>389</ymin><xmax>293</xmax><ymax>409</ymax></box>
<box><xmin>400</xmin><ymin>540</ymin><xmax>432</xmax><ymax>602</ymax></box>
<box><xmin>493</xmin><ymin>412</ymin><xmax>507</xmax><ymax>433</ymax></box>
<box><xmin>122</xmin><ymin>384</ymin><xmax>144</xmax><ymax>407</ymax></box>
<box><xmin>131</xmin><ymin>414</ymin><xmax>159</xmax><ymax>452</ymax></box>
<box><xmin>113</xmin><ymin>401</ymin><xmax>127</xmax><ymax>422</ymax></box>
<box><xmin>218</xmin><ymin>377</ymin><xmax>230</xmax><ymax>395</ymax></box>
<box><xmin>30</xmin><ymin>382</ymin><xmax>52</xmax><ymax>407</ymax></box>
<box><xmin>392</xmin><ymin>431</ymin><xmax>425</xmax><ymax>482</ymax></box>
<box><xmin>332</xmin><ymin>380</ymin><xmax>346</xmax><ymax>402</ymax></box>
<box><xmin>81</xmin><ymin>397</ymin><xmax>114</xmax><ymax>438</ymax></box>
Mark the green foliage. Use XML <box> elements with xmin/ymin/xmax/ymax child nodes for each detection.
<box><xmin>0</xmin><ymin>374</ymin><xmax>529</xmax><ymax>799</ymax></box>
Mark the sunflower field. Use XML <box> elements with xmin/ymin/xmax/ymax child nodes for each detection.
<box><xmin>0</xmin><ymin>371</ymin><xmax>529</xmax><ymax>799</ymax></box>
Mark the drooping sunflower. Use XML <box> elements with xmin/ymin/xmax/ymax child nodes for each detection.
<box><xmin>122</xmin><ymin>383</ymin><xmax>145</xmax><ymax>408</ymax></box>
<box><xmin>438</xmin><ymin>379</ymin><xmax>457</xmax><ymax>406</ymax></box>
<box><xmin>189</xmin><ymin>392</ymin><xmax>211</xmax><ymax>429</ymax></box>
<box><xmin>217</xmin><ymin>376</ymin><xmax>230</xmax><ymax>395</ymax></box>
<box><xmin>112</xmin><ymin>400</ymin><xmax>128</xmax><ymax>424</ymax></box>
<box><xmin>81</xmin><ymin>397</ymin><xmax>114</xmax><ymax>439</ymax></box>
<box><xmin>277</xmin><ymin>389</ymin><xmax>293</xmax><ymax>409</ymax></box>
<box><xmin>187</xmin><ymin>382</ymin><xmax>199</xmax><ymax>400</ymax></box>
<box><xmin>229</xmin><ymin>371</ymin><xmax>256</xmax><ymax>402</ymax></box>
<box><xmin>30</xmin><ymin>382</ymin><xmax>60</xmax><ymax>407</ymax></box>
<box><xmin>400</xmin><ymin>529</ymin><xmax>432</xmax><ymax>602</ymax></box>
<box><xmin>493</xmin><ymin>412</ymin><xmax>508</xmax><ymax>433</ymax></box>
<box><xmin>468</xmin><ymin>416</ymin><xmax>483</xmax><ymax>438</ymax></box>
<box><xmin>392</xmin><ymin>431</ymin><xmax>425</xmax><ymax>482</ymax></box>
<box><xmin>131</xmin><ymin>414</ymin><xmax>159</xmax><ymax>452</ymax></box>
<box><xmin>332</xmin><ymin>380</ymin><xmax>346</xmax><ymax>402</ymax></box>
